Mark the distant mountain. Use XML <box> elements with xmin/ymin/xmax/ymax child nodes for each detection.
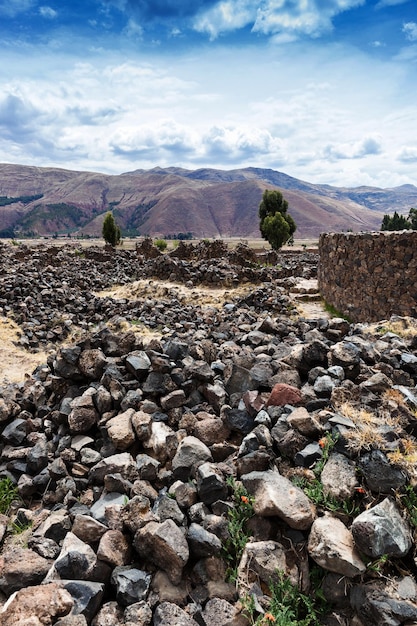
<box><xmin>0</xmin><ymin>163</ymin><xmax>416</xmax><ymax>239</ymax></box>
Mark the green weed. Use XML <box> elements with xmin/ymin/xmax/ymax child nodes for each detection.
<box><xmin>222</xmin><ymin>477</ymin><xmax>255</xmax><ymax>582</ymax></box>
<box><xmin>399</xmin><ymin>484</ymin><xmax>417</xmax><ymax>529</ymax></box>
<box><xmin>0</xmin><ymin>477</ymin><xmax>20</xmax><ymax>514</ymax></box>
<box><xmin>243</xmin><ymin>569</ymin><xmax>328</xmax><ymax>625</ymax></box>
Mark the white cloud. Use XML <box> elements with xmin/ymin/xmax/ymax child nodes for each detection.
<box><xmin>39</xmin><ymin>6</ymin><xmax>58</xmax><ymax>19</ymax></box>
<box><xmin>397</xmin><ymin>146</ymin><xmax>417</xmax><ymax>162</ymax></box>
<box><xmin>323</xmin><ymin>137</ymin><xmax>382</xmax><ymax>161</ymax></box>
<box><xmin>0</xmin><ymin>40</ymin><xmax>416</xmax><ymax>187</ymax></box>
<box><xmin>193</xmin><ymin>0</ymin><xmax>365</xmax><ymax>40</ymax></box>
<box><xmin>403</xmin><ymin>22</ymin><xmax>417</xmax><ymax>41</ymax></box>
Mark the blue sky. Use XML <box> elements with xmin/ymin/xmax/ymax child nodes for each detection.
<box><xmin>0</xmin><ymin>0</ymin><xmax>416</xmax><ymax>187</ymax></box>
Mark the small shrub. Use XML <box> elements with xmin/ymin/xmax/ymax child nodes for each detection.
<box><xmin>154</xmin><ymin>238</ymin><xmax>167</xmax><ymax>251</ymax></box>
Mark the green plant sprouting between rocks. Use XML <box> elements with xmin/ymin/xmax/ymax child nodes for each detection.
<box><xmin>0</xmin><ymin>477</ymin><xmax>20</xmax><ymax>515</ymax></box>
<box><xmin>399</xmin><ymin>484</ymin><xmax>417</xmax><ymax>530</ymax></box>
<box><xmin>242</xmin><ymin>568</ymin><xmax>328</xmax><ymax>625</ymax></box>
<box><xmin>291</xmin><ymin>432</ymin><xmax>361</xmax><ymax>518</ymax></box>
<box><xmin>222</xmin><ymin>477</ymin><xmax>255</xmax><ymax>582</ymax></box>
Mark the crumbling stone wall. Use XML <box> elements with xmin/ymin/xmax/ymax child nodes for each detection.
<box><xmin>318</xmin><ymin>231</ymin><xmax>417</xmax><ymax>322</ymax></box>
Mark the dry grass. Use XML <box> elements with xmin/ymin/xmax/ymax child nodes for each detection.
<box><xmin>95</xmin><ymin>278</ymin><xmax>255</xmax><ymax>309</ymax></box>
<box><xmin>0</xmin><ymin>317</ymin><xmax>49</xmax><ymax>385</ymax></box>
<box><xmin>369</xmin><ymin>317</ymin><xmax>417</xmax><ymax>339</ymax></box>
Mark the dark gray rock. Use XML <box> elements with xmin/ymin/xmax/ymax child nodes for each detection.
<box><xmin>111</xmin><ymin>565</ymin><xmax>152</xmax><ymax>606</ymax></box>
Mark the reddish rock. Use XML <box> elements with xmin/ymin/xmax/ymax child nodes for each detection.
<box><xmin>266</xmin><ymin>383</ymin><xmax>302</xmax><ymax>407</ymax></box>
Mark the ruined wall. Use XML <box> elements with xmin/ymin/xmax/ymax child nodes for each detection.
<box><xmin>318</xmin><ymin>231</ymin><xmax>417</xmax><ymax>322</ymax></box>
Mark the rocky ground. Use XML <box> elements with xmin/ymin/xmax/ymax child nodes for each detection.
<box><xmin>1</xmin><ymin>239</ymin><xmax>417</xmax><ymax>625</ymax></box>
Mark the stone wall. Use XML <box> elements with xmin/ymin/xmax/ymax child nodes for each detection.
<box><xmin>318</xmin><ymin>231</ymin><xmax>417</xmax><ymax>322</ymax></box>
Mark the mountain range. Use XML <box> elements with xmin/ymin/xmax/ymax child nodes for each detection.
<box><xmin>0</xmin><ymin>163</ymin><xmax>416</xmax><ymax>239</ymax></box>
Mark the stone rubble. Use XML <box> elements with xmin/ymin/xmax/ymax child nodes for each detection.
<box><xmin>0</xmin><ymin>239</ymin><xmax>417</xmax><ymax>625</ymax></box>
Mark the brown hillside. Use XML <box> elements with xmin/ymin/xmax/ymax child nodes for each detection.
<box><xmin>0</xmin><ymin>163</ymin><xmax>414</xmax><ymax>238</ymax></box>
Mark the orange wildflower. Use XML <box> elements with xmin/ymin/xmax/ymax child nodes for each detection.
<box><xmin>318</xmin><ymin>437</ymin><xmax>327</xmax><ymax>449</ymax></box>
<box><xmin>263</xmin><ymin>614</ymin><xmax>276</xmax><ymax>623</ymax></box>
<box><xmin>355</xmin><ymin>487</ymin><xmax>366</xmax><ymax>494</ymax></box>
<box><xmin>240</xmin><ymin>495</ymin><xmax>249</xmax><ymax>504</ymax></box>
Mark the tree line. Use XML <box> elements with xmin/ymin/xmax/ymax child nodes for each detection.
<box><xmin>381</xmin><ymin>208</ymin><xmax>417</xmax><ymax>231</ymax></box>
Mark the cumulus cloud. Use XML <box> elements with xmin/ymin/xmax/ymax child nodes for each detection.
<box><xmin>403</xmin><ymin>22</ymin><xmax>417</xmax><ymax>41</ymax></box>
<box><xmin>99</xmin><ymin>0</ymin><xmax>366</xmax><ymax>40</ymax></box>
<box><xmin>0</xmin><ymin>93</ymin><xmax>41</xmax><ymax>140</ymax></box>
<box><xmin>397</xmin><ymin>146</ymin><xmax>417</xmax><ymax>162</ymax></box>
<box><xmin>110</xmin><ymin>120</ymin><xmax>196</xmax><ymax>158</ymax></box>
<box><xmin>323</xmin><ymin>137</ymin><xmax>382</xmax><ymax>161</ymax></box>
<box><xmin>193</xmin><ymin>0</ymin><xmax>365</xmax><ymax>40</ymax></box>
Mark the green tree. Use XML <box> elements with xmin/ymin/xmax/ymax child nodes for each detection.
<box><xmin>102</xmin><ymin>211</ymin><xmax>121</xmax><ymax>246</ymax></box>
<box><xmin>408</xmin><ymin>208</ymin><xmax>417</xmax><ymax>230</ymax></box>
<box><xmin>380</xmin><ymin>211</ymin><xmax>411</xmax><ymax>231</ymax></box>
<box><xmin>259</xmin><ymin>189</ymin><xmax>296</xmax><ymax>250</ymax></box>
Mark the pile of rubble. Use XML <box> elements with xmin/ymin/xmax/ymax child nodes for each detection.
<box><xmin>0</xmin><ymin>240</ymin><xmax>417</xmax><ymax>625</ymax></box>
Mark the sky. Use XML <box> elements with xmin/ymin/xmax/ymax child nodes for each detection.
<box><xmin>0</xmin><ymin>0</ymin><xmax>416</xmax><ymax>188</ymax></box>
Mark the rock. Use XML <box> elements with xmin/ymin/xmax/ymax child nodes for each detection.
<box><xmin>328</xmin><ymin>341</ymin><xmax>361</xmax><ymax>379</ymax></box>
<box><xmin>287</xmin><ymin>407</ymin><xmax>323</xmax><ymax>437</ymax></box>
<box><xmin>321</xmin><ymin>452</ymin><xmax>359</xmax><ymax>499</ymax></box>
<box><xmin>360</xmin><ymin>450</ymin><xmax>407</xmax><ymax>494</ymax></box>
<box><xmin>242</xmin><ymin>470</ymin><xmax>315</xmax><ymax>530</ymax></box>
<box><xmin>237</xmin><ymin>540</ymin><xmax>309</xmax><ymax>591</ymax></box>
<box><xmin>111</xmin><ymin>565</ymin><xmax>152</xmax><ymax>606</ymax></box>
<box><xmin>68</xmin><ymin>390</ymin><xmax>100</xmax><ymax>434</ymax></box>
<box><xmin>61</xmin><ymin>580</ymin><xmax>105</xmax><ymax>622</ymax></box>
<box><xmin>106</xmin><ymin>409</ymin><xmax>136</xmax><ymax>451</ymax></box>
<box><xmin>196</xmin><ymin>462</ymin><xmax>228</xmax><ymax>505</ymax></box>
<box><xmin>97</xmin><ymin>529</ymin><xmax>131</xmax><ymax>567</ymax></box>
<box><xmin>71</xmin><ymin>515</ymin><xmax>108</xmax><ymax>544</ymax></box>
<box><xmin>266</xmin><ymin>383</ymin><xmax>303</xmax><ymax>407</ymax></box>
<box><xmin>201</xmin><ymin>598</ymin><xmax>236</xmax><ymax>625</ymax></box>
<box><xmin>89</xmin><ymin>453</ymin><xmax>138</xmax><ymax>484</ymax></box>
<box><xmin>0</xmin><ymin>582</ymin><xmax>73</xmax><ymax>626</ymax></box>
<box><xmin>172</xmin><ymin>435</ymin><xmax>213</xmax><ymax>481</ymax></box>
<box><xmin>308</xmin><ymin>515</ymin><xmax>366</xmax><ymax>577</ymax></box>
<box><xmin>125</xmin><ymin>351</ymin><xmax>151</xmax><ymax>380</ymax></box>
<box><xmin>52</xmin><ymin>532</ymin><xmax>99</xmax><ymax>581</ymax></box>
<box><xmin>0</xmin><ymin>547</ymin><xmax>51</xmax><ymax>595</ymax></box>
<box><xmin>187</xmin><ymin>523</ymin><xmax>222</xmax><ymax>558</ymax></box>
<box><xmin>351</xmin><ymin>578</ymin><xmax>417</xmax><ymax>625</ymax></box>
<box><xmin>134</xmin><ymin>519</ymin><xmax>189</xmax><ymax>584</ymax></box>
<box><xmin>153</xmin><ymin>602</ymin><xmax>198</xmax><ymax>626</ymax></box>
<box><xmin>124</xmin><ymin>601</ymin><xmax>153</xmax><ymax>626</ymax></box>
<box><xmin>351</xmin><ymin>498</ymin><xmax>412</xmax><ymax>558</ymax></box>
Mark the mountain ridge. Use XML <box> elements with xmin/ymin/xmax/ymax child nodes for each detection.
<box><xmin>0</xmin><ymin>163</ymin><xmax>416</xmax><ymax>239</ymax></box>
